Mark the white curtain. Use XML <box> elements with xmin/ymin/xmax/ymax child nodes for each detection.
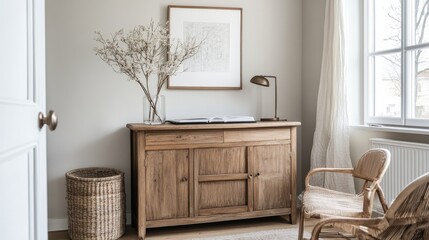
<box><xmin>310</xmin><ymin>0</ymin><xmax>356</xmax><ymax>193</ymax></box>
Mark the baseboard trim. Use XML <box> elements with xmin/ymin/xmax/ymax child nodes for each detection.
<box><xmin>48</xmin><ymin>218</ymin><xmax>68</xmax><ymax>232</ymax></box>
<box><xmin>48</xmin><ymin>213</ymin><xmax>132</xmax><ymax>232</ymax></box>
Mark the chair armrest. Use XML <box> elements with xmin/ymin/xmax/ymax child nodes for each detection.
<box><xmin>310</xmin><ymin>216</ymin><xmax>383</xmax><ymax>240</ymax></box>
<box><xmin>305</xmin><ymin>168</ymin><xmax>354</xmax><ymax>188</ymax></box>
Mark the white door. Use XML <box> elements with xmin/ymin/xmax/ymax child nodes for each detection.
<box><xmin>0</xmin><ymin>0</ymin><xmax>53</xmax><ymax>239</ymax></box>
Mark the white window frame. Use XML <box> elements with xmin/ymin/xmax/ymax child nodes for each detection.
<box><xmin>365</xmin><ymin>0</ymin><xmax>429</xmax><ymax>128</ymax></box>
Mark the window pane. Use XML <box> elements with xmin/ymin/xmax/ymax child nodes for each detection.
<box><xmin>410</xmin><ymin>49</ymin><xmax>429</xmax><ymax>119</ymax></box>
<box><xmin>374</xmin><ymin>0</ymin><xmax>401</xmax><ymax>51</ymax></box>
<box><xmin>373</xmin><ymin>54</ymin><xmax>402</xmax><ymax>117</ymax></box>
<box><xmin>409</xmin><ymin>0</ymin><xmax>429</xmax><ymax>45</ymax></box>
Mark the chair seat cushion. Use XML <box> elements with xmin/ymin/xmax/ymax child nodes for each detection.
<box><xmin>303</xmin><ymin>186</ymin><xmax>364</xmax><ymax>218</ymax></box>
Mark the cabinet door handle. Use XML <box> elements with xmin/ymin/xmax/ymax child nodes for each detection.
<box><xmin>248</xmin><ymin>174</ymin><xmax>253</xmax><ymax>179</ymax></box>
<box><xmin>255</xmin><ymin>172</ymin><xmax>260</xmax><ymax>177</ymax></box>
<box><xmin>181</xmin><ymin>177</ymin><xmax>188</xmax><ymax>182</ymax></box>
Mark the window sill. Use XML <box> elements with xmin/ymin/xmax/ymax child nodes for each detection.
<box><xmin>350</xmin><ymin>124</ymin><xmax>429</xmax><ymax>135</ymax></box>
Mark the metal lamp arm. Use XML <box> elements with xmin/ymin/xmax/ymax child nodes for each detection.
<box><xmin>262</xmin><ymin>76</ymin><xmax>277</xmax><ymax>119</ymax></box>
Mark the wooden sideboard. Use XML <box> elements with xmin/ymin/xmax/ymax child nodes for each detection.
<box><xmin>127</xmin><ymin>121</ymin><xmax>301</xmax><ymax>239</ymax></box>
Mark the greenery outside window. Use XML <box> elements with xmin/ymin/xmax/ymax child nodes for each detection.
<box><xmin>365</xmin><ymin>0</ymin><xmax>429</xmax><ymax>127</ymax></box>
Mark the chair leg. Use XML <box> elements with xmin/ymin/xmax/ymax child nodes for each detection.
<box><xmin>298</xmin><ymin>207</ymin><xmax>305</xmax><ymax>240</ymax></box>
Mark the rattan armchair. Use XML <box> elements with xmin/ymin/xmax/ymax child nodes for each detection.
<box><xmin>298</xmin><ymin>148</ymin><xmax>391</xmax><ymax>240</ymax></box>
<box><xmin>310</xmin><ymin>172</ymin><xmax>429</xmax><ymax>240</ymax></box>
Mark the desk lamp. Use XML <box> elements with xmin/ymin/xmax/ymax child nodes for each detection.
<box><xmin>250</xmin><ymin>75</ymin><xmax>280</xmax><ymax>121</ymax></box>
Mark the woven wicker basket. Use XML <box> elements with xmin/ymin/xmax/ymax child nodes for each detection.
<box><xmin>66</xmin><ymin>167</ymin><xmax>125</xmax><ymax>240</ymax></box>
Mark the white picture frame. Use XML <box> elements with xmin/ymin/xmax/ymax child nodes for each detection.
<box><xmin>167</xmin><ymin>6</ymin><xmax>242</xmax><ymax>90</ymax></box>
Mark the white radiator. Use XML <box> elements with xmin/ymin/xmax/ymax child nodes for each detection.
<box><xmin>369</xmin><ymin>138</ymin><xmax>429</xmax><ymax>205</ymax></box>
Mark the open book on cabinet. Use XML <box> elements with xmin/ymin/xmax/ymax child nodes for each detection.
<box><xmin>167</xmin><ymin>116</ymin><xmax>256</xmax><ymax>124</ymax></box>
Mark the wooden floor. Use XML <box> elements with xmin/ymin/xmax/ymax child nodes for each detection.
<box><xmin>49</xmin><ymin>216</ymin><xmax>325</xmax><ymax>240</ymax></box>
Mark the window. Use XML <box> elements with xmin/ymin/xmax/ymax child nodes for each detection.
<box><xmin>366</xmin><ymin>0</ymin><xmax>429</xmax><ymax>127</ymax></box>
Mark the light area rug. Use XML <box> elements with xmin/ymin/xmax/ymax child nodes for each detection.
<box><xmin>191</xmin><ymin>228</ymin><xmax>312</xmax><ymax>240</ymax></box>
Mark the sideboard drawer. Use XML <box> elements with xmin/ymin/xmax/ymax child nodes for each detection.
<box><xmin>224</xmin><ymin>128</ymin><xmax>290</xmax><ymax>143</ymax></box>
<box><xmin>145</xmin><ymin>131</ymin><xmax>224</xmax><ymax>146</ymax></box>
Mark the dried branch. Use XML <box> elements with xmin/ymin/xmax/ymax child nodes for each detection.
<box><xmin>94</xmin><ymin>21</ymin><xmax>203</xmax><ymax>122</ymax></box>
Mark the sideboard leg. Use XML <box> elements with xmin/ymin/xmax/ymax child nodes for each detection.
<box><xmin>137</xmin><ymin>132</ymin><xmax>147</xmax><ymax>239</ymax></box>
<box><xmin>138</xmin><ymin>226</ymin><xmax>146</xmax><ymax>240</ymax></box>
<box><xmin>291</xmin><ymin>208</ymin><xmax>297</xmax><ymax>224</ymax></box>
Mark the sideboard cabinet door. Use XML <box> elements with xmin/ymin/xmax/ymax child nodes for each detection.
<box><xmin>252</xmin><ymin>144</ymin><xmax>291</xmax><ymax>211</ymax></box>
<box><xmin>145</xmin><ymin>150</ymin><xmax>189</xmax><ymax>220</ymax></box>
<box><xmin>194</xmin><ymin>147</ymin><xmax>249</xmax><ymax>216</ymax></box>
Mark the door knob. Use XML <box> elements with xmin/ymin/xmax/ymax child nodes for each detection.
<box><xmin>38</xmin><ymin>110</ymin><xmax>58</xmax><ymax>131</ymax></box>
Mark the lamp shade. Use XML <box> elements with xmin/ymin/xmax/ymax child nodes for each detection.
<box><xmin>250</xmin><ymin>76</ymin><xmax>269</xmax><ymax>87</ymax></box>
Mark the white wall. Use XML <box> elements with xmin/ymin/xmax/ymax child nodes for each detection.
<box><xmin>46</xmin><ymin>0</ymin><xmax>302</xmax><ymax>230</ymax></box>
<box><xmin>301</xmin><ymin>0</ymin><xmax>325</xmax><ymax>189</ymax></box>
<box><xmin>350</xmin><ymin>128</ymin><xmax>429</xmax><ymax>162</ymax></box>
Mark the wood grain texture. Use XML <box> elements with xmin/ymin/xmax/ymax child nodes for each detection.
<box><xmin>189</xmin><ymin>149</ymin><xmax>195</xmax><ymax>218</ymax></box>
<box><xmin>137</xmin><ymin>132</ymin><xmax>146</xmax><ymax>239</ymax></box>
<box><xmin>198</xmin><ymin>206</ymin><xmax>248</xmax><ymax>216</ymax></box>
<box><xmin>127</xmin><ymin>122</ymin><xmax>300</xmax><ymax>239</ymax></box>
<box><xmin>198</xmin><ymin>180</ymin><xmax>248</xmax><ymax>209</ymax></box>
<box><xmin>145</xmin><ymin>131</ymin><xmax>223</xmax><ymax>146</ymax></box>
<box><xmin>145</xmin><ymin>150</ymin><xmax>189</xmax><ymax>221</ymax></box>
<box><xmin>248</xmin><ymin>147</ymin><xmax>254</xmax><ymax>212</ymax></box>
<box><xmin>195</xmin><ymin>147</ymin><xmax>249</xmax><ymax>215</ymax></box>
<box><xmin>198</xmin><ymin>174</ymin><xmax>248</xmax><ymax>182</ymax></box>
<box><xmin>195</xmin><ymin>147</ymin><xmax>246</xmax><ymax>175</ymax></box>
<box><xmin>144</xmin><ymin>140</ymin><xmax>291</xmax><ymax>151</ymax></box>
<box><xmin>130</xmin><ymin>131</ymin><xmax>137</xmax><ymax>227</ymax></box>
<box><xmin>146</xmin><ymin>208</ymin><xmax>292</xmax><ymax>228</ymax></box>
<box><xmin>224</xmin><ymin>128</ymin><xmax>290</xmax><ymax>143</ymax></box>
<box><xmin>253</xmin><ymin>145</ymin><xmax>291</xmax><ymax>211</ymax></box>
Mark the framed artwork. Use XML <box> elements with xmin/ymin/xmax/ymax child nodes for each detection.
<box><xmin>167</xmin><ymin>6</ymin><xmax>242</xmax><ymax>90</ymax></box>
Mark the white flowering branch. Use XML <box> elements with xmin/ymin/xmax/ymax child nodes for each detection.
<box><xmin>94</xmin><ymin>21</ymin><xmax>201</xmax><ymax>121</ymax></box>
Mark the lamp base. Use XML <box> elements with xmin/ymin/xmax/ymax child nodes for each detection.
<box><xmin>260</xmin><ymin>117</ymin><xmax>280</xmax><ymax>121</ymax></box>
